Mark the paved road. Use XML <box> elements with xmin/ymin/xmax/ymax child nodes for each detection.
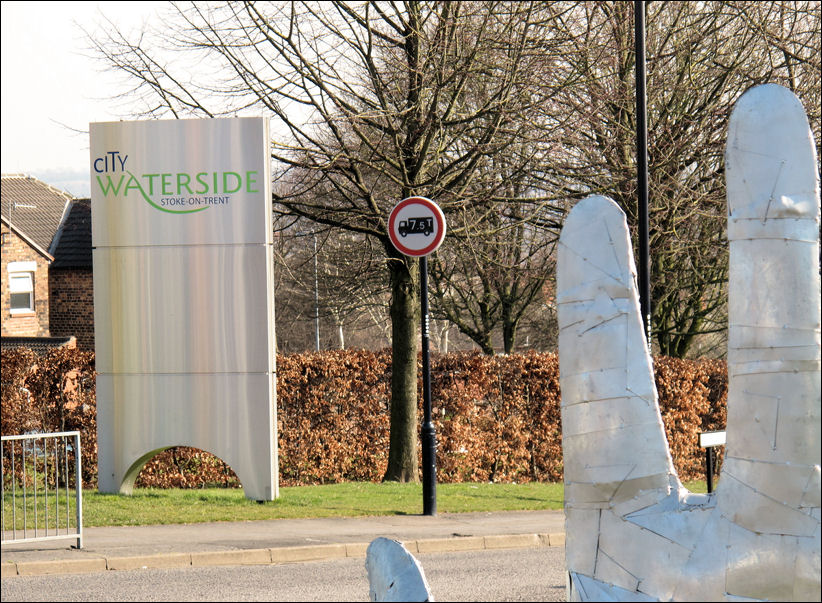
<box><xmin>2</xmin><ymin>510</ymin><xmax>565</xmax><ymax>575</ymax></box>
<box><xmin>2</xmin><ymin>547</ymin><xmax>566</xmax><ymax>602</ymax></box>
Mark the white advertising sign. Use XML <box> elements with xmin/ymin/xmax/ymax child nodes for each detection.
<box><xmin>91</xmin><ymin>117</ymin><xmax>277</xmax><ymax>501</ymax></box>
<box><xmin>91</xmin><ymin>118</ymin><xmax>270</xmax><ymax>247</ymax></box>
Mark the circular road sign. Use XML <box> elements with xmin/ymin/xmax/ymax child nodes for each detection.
<box><xmin>388</xmin><ymin>197</ymin><xmax>447</xmax><ymax>257</ymax></box>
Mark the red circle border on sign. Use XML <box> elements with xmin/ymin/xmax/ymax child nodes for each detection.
<box><xmin>388</xmin><ymin>197</ymin><xmax>446</xmax><ymax>257</ymax></box>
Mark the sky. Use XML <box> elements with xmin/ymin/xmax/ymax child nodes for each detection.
<box><xmin>1</xmin><ymin>1</ymin><xmax>161</xmax><ymax>197</ymax></box>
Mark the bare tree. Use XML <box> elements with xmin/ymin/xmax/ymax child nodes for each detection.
<box><xmin>273</xmin><ymin>219</ymin><xmax>391</xmax><ymax>353</ymax></box>
<box><xmin>430</xmin><ymin>206</ymin><xmax>559</xmax><ymax>355</ymax></box>
<box><xmin>88</xmin><ymin>0</ymin><xmax>566</xmax><ymax>481</ymax></box>
<box><xmin>542</xmin><ymin>1</ymin><xmax>820</xmax><ymax>357</ymax></box>
<box><xmin>427</xmin><ymin>110</ymin><xmax>565</xmax><ymax>355</ymax></box>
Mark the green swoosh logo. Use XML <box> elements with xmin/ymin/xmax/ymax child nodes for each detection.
<box><xmin>127</xmin><ymin>171</ymin><xmax>209</xmax><ymax>214</ymax></box>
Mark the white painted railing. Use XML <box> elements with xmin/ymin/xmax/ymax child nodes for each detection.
<box><xmin>1</xmin><ymin>431</ymin><xmax>83</xmax><ymax>549</ymax></box>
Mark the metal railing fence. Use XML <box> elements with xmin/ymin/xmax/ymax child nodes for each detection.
<box><xmin>1</xmin><ymin>431</ymin><xmax>83</xmax><ymax>549</ymax></box>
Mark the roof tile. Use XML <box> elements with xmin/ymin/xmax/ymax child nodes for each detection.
<box><xmin>1</xmin><ymin>174</ymin><xmax>73</xmax><ymax>251</ymax></box>
<box><xmin>50</xmin><ymin>199</ymin><xmax>92</xmax><ymax>269</ymax></box>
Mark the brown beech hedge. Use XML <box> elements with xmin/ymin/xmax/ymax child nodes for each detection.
<box><xmin>1</xmin><ymin>347</ymin><xmax>726</xmax><ymax>488</ymax></box>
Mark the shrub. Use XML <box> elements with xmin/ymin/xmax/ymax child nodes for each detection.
<box><xmin>1</xmin><ymin>347</ymin><xmax>727</xmax><ymax>487</ymax></box>
<box><xmin>1</xmin><ymin>346</ymin><xmax>97</xmax><ymax>486</ymax></box>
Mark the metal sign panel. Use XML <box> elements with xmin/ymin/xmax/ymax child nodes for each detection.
<box><xmin>698</xmin><ymin>431</ymin><xmax>726</xmax><ymax>448</ymax></box>
<box><xmin>388</xmin><ymin>197</ymin><xmax>446</xmax><ymax>257</ymax></box>
<box><xmin>91</xmin><ymin>117</ymin><xmax>277</xmax><ymax>500</ymax></box>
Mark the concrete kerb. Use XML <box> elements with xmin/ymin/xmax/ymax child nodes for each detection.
<box><xmin>1</xmin><ymin>532</ymin><xmax>565</xmax><ymax>577</ymax></box>
<box><xmin>13</xmin><ymin>558</ymin><xmax>108</xmax><ymax>577</ymax></box>
<box><xmin>107</xmin><ymin>552</ymin><xmax>193</xmax><ymax>571</ymax></box>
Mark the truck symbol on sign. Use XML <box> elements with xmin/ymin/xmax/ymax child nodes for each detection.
<box><xmin>398</xmin><ymin>217</ymin><xmax>433</xmax><ymax>237</ymax></box>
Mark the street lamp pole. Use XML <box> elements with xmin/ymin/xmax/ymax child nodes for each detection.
<box><xmin>313</xmin><ymin>229</ymin><xmax>320</xmax><ymax>352</ymax></box>
<box><xmin>635</xmin><ymin>0</ymin><xmax>652</xmax><ymax>349</ymax></box>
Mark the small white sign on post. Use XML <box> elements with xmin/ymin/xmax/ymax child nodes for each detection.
<box><xmin>699</xmin><ymin>431</ymin><xmax>726</xmax><ymax>448</ymax></box>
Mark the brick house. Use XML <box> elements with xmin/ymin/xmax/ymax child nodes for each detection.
<box><xmin>1</xmin><ymin>174</ymin><xmax>72</xmax><ymax>340</ymax></box>
<box><xmin>48</xmin><ymin>199</ymin><xmax>94</xmax><ymax>349</ymax></box>
<box><xmin>1</xmin><ymin>214</ymin><xmax>54</xmax><ymax>337</ymax></box>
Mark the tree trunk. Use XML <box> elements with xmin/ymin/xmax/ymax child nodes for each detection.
<box><xmin>383</xmin><ymin>253</ymin><xmax>420</xmax><ymax>482</ymax></box>
<box><xmin>502</xmin><ymin>299</ymin><xmax>519</xmax><ymax>355</ymax></box>
<box><xmin>502</xmin><ymin>320</ymin><xmax>517</xmax><ymax>355</ymax></box>
<box><xmin>478</xmin><ymin>337</ymin><xmax>495</xmax><ymax>356</ymax></box>
<box><xmin>440</xmin><ymin>323</ymin><xmax>449</xmax><ymax>354</ymax></box>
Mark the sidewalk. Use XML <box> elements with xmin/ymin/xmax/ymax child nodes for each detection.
<box><xmin>1</xmin><ymin>510</ymin><xmax>565</xmax><ymax>577</ymax></box>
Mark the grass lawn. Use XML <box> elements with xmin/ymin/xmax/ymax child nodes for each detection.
<box><xmin>80</xmin><ymin>481</ymin><xmax>561</xmax><ymax>527</ymax></box>
<box><xmin>72</xmin><ymin>480</ymin><xmax>709</xmax><ymax>527</ymax></box>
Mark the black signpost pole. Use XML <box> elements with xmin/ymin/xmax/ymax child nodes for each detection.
<box><xmin>706</xmin><ymin>447</ymin><xmax>715</xmax><ymax>493</ymax></box>
<box><xmin>388</xmin><ymin>196</ymin><xmax>443</xmax><ymax>517</ymax></box>
<box><xmin>635</xmin><ymin>0</ymin><xmax>652</xmax><ymax>349</ymax></box>
<box><xmin>419</xmin><ymin>255</ymin><xmax>437</xmax><ymax>516</ymax></box>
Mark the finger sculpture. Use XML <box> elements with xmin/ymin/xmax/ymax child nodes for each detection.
<box><xmin>366</xmin><ymin>538</ymin><xmax>433</xmax><ymax>602</ymax></box>
<box><xmin>557</xmin><ymin>83</ymin><xmax>820</xmax><ymax>602</ymax></box>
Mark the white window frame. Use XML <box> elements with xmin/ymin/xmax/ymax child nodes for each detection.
<box><xmin>7</xmin><ymin>261</ymin><xmax>37</xmax><ymax>314</ymax></box>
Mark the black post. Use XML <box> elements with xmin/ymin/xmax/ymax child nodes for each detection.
<box><xmin>419</xmin><ymin>256</ymin><xmax>437</xmax><ymax>516</ymax></box>
<box><xmin>635</xmin><ymin>0</ymin><xmax>651</xmax><ymax>348</ymax></box>
<box><xmin>706</xmin><ymin>447</ymin><xmax>715</xmax><ymax>493</ymax></box>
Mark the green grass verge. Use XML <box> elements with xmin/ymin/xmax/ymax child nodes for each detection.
<box><xmin>80</xmin><ymin>481</ymin><xmax>564</xmax><ymax>527</ymax></box>
<box><xmin>80</xmin><ymin>480</ymin><xmax>707</xmax><ymax>527</ymax></box>
<box><xmin>5</xmin><ymin>480</ymin><xmax>710</xmax><ymax>528</ymax></box>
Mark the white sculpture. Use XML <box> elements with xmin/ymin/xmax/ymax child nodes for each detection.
<box><xmin>366</xmin><ymin>538</ymin><xmax>434</xmax><ymax>602</ymax></box>
<box><xmin>557</xmin><ymin>84</ymin><xmax>820</xmax><ymax>601</ymax></box>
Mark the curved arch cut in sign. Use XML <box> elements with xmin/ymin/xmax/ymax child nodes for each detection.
<box><xmin>388</xmin><ymin>197</ymin><xmax>446</xmax><ymax>257</ymax></box>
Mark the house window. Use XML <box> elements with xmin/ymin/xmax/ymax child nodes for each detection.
<box><xmin>7</xmin><ymin>261</ymin><xmax>37</xmax><ymax>314</ymax></box>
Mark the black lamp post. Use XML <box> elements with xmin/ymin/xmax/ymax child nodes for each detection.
<box><xmin>635</xmin><ymin>0</ymin><xmax>651</xmax><ymax>348</ymax></box>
